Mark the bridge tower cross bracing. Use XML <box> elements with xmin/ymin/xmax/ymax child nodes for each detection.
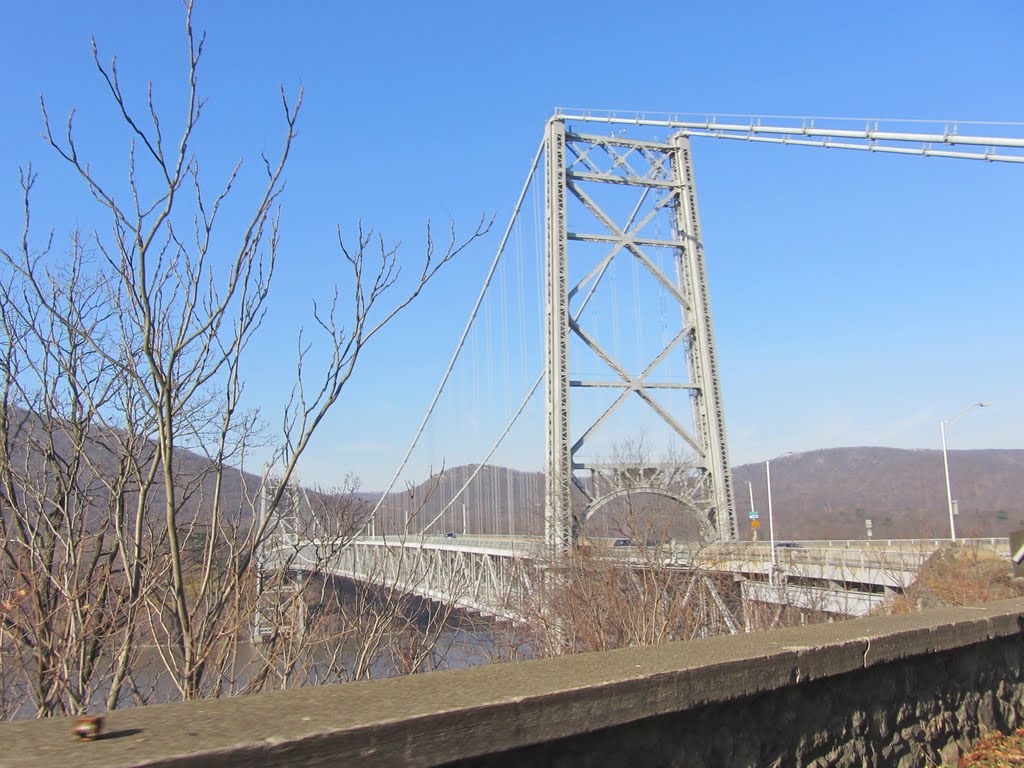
<box><xmin>543</xmin><ymin>117</ymin><xmax>737</xmax><ymax>553</ymax></box>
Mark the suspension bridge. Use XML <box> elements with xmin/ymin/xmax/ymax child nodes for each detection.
<box><xmin>256</xmin><ymin>111</ymin><xmax>1022</xmax><ymax>634</ymax></box>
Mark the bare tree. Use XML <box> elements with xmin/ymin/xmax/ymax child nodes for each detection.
<box><xmin>237</xmin><ymin>480</ymin><xmax>474</xmax><ymax>690</ymax></box>
<box><xmin>0</xmin><ymin>1</ymin><xmax>488</xmax><ymax>717</ymax></box>
<box><xmin>503</xmin><ymin>437</ymin><xmax>846</xmax><ymax>658</ymax></box>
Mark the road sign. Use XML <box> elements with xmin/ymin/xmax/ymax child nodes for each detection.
<box><xmin>751</xmin><ymin>519</ymin><xmax>760</xmax><ymax>529</ymax></box>
<box><xmin>748</xmin><ymin>510</ymin><xmax>759</xmax><ymax>519</ymax></box>
<box><xmin>1011</xmin><ymin>530</ymin><xmax>1024</xmax><ymax>578</ymax></box>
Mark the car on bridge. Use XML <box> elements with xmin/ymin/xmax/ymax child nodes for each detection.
<box><xmin>444</xmin><ymin>532</ymin><xmax>458</xmax><ymax>539</ymax></box>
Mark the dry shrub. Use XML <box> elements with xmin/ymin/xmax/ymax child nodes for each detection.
<box><xmin>893</xmin><ymin>543</ymin><xmax>1024</xmax><ymax>613</ymax></box>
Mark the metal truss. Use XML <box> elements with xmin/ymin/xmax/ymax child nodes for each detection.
<box><xmin>543</xmin><ymin>110</ymin><xmax>1024</xmax><ymax>551</ymax></box>
<box><xmin>545</xmin><ymin>120</ymin><xmax>574</xmax><ymax>556</ymax></box>
<box><xmin>265</xmin><ymin>533</ymin><xmax>964</xmax><ymax>630</ymax></box>
<box><xmin>544</xmin><ymin>118</ymin><xmax>736</xmax><ymax>550</ymax></box>
<box><xmin>252</xmin><ymin>480</ymin><xmax>306</xmax><ymax>640</ymax></box>
<box><xmin>287</xmin><ymin>538</ymin><xmax>543</xmax><ymax>621</ymax></box>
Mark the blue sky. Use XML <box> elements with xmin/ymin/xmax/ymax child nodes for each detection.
<box><xmin>0</xmin><ymin>1</ymin><xmax>1020</xmax><ymax>491</ymax></box>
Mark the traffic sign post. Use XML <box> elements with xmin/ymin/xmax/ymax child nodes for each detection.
<box><xmin>1011</xmin><ymin>530</ymin><xmax>1024</xmax><ymax>578</ymax></box>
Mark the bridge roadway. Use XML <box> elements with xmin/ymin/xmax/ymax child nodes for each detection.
<box><xmin>270</xmin><ymin>534</ymin><xmax>1009</xmax><ymax>622</ymax></box>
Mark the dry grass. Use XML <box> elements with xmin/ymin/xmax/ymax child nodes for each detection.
<box><xmin>958</xmin><ymin>727</ymin><xmax>1024</xmax><ymax>766</ymax></box>
<box><xmin>887</xmin><ymin>543</ymin><xmax>1024</xmax><ymax>613</ymax></box>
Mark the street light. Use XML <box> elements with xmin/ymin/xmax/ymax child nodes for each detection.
<box><xmin>941</xmin><ymin>402</ymin><xmax>991</xmax><ymax>542</ymax></box>
<box><xmin>766</xmin><ymin>451</ymin><xmax>794</xmax><ymax>583</ymax></box>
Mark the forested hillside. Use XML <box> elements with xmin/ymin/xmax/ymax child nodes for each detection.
<box><xmin>374</xmin><ymin>447</ymin><xmax>1024</xmax><ymax>541</ymax></box>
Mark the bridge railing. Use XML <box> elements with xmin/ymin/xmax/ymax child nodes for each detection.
<box><xmin>776</xmin><ymin>537</ymin><xmax>1009</xmax><ymax>551</ymax></box>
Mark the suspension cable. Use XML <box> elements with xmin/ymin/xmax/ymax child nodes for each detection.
<box><xmin>370</xmin><ymin>134</ymin><xmax>547</xmax><ymax>524</ymax></box>
<box><xmin>554</xmin><ymin>109</ymin><xmax>1024</xmax><ymax>162</ymax></box>
<box><xmin>419</xmin><ymin>214</ymin><xmax>632</xmax><ymax>534</ymax></box>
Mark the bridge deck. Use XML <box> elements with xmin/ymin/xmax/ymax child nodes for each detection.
<box><xmin>273</xmin><ymin>536</ymin><xmax>1008</xmax><ymax>620</ymax></box>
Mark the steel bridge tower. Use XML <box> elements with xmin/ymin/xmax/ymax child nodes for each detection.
<box><xmin>544</xmin><ymin>118</ymin><xmax>736</xmax><ymax>552</ymax></box>
<box><xmin>540</xmin><ymin>109</ymin><xmax>1024</xmax><ymax>554</ymax></box>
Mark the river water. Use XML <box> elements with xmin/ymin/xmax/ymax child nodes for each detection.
<box><xmin>0</xmin><ymin>606</ymin><xmax>515</xmax><ymax>720</ymax></box>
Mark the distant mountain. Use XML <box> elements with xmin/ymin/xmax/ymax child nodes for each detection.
<box><xmin>1</xmin><ymin>405</ymin><xmax>261</xmax><ymax>532</ymax></box>
<box><xmin>368</xmin><ymin>447</ymin><xmax>1024</xmax><ymax>541</ymax></box>
<box><xmin>11</xmin><ymin>406</ymin><xmax>1017</xmax><ymax>543</ymax></box>
<box><xmin>369</xmin><ymin>464</ymin><xmax>546</xmax><ymax>536</ymax></box>
<box><xmin>732</xmin><ymin>447</ymin><xmax>1024</xmax><ymax>541</ymax></box>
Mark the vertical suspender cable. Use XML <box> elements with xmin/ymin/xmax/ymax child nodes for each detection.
<box><xmin>370</xmin><ymin>136</ymin><xmax>547</xmax><ymax>525</ymax></box>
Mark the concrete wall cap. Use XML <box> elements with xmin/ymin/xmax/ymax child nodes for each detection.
<box><xmin>1</xmin><ymin>599</ymin><xmax>1022</xmax><ymax>768</ymax></box>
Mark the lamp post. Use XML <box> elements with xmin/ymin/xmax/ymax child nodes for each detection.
<box><xmin>941</xmin><ymin>402</ymin><xmax>991</xmax><ymax>542</ymax></box>
<box><xmin>766</xmin><ymin>451</ymin><xmax>794</xmax><ymax>584</ymax></box>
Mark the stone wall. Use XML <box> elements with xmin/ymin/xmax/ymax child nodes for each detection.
<box><xmin>2</xmin><ymin>599</ymin><xmax>1022</xmax><ymax>768</ymax></box>
<box><xmin>446</xmin><ymin>630</ymin><xmax>1023</xmax><ymax>768</ymax></box>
